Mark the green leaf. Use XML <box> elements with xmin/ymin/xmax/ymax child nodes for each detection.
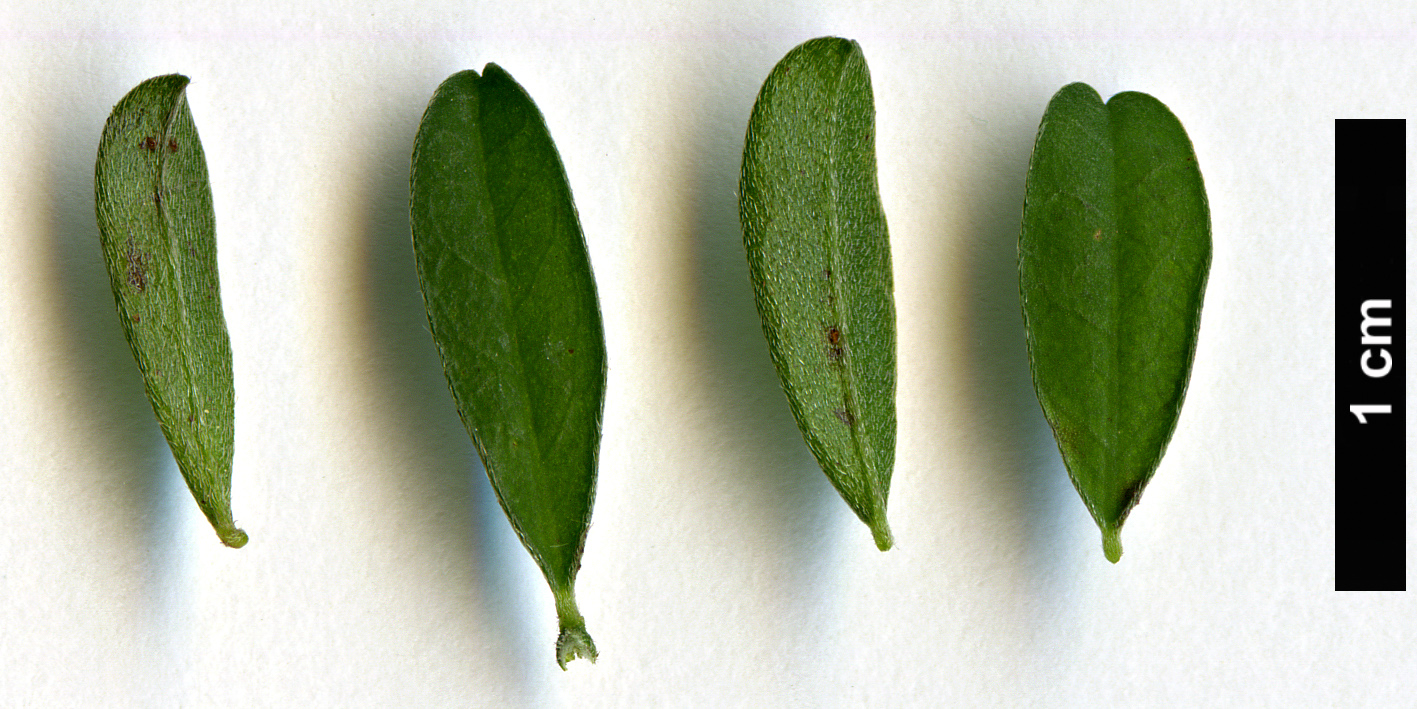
<box><xmin>1019</xmin><ymin>83</ymin><xmax>1211</xmax><ymax>563</ymax></box>
<box><xmin>410</xmin><ymin>65</ymin><xmax>605</xmax><ymax>668</ymax></box>
<box><xmin>739</xmin><ymin>37</ymin><xmax>897</xmax><ymax>551</ymax></box>
<box><xmin>94</xmin><ymin>74</ymin><xmax>246</xmax><ymax>549</ymax></box>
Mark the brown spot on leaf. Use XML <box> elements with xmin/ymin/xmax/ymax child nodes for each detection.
<box><xmin>827</xmin><ymin>326</ymin><xmax>840</xmax><ymax>345</ymax></box>
<box><xmin>167</xmin><ymin>138</ymin><xmax>178</xmax><ymax>153</ymax></box>
<box><xmin>1121</xmin><ymin>479</ymin><xmax>1144</xmax><ymax>506</ymax></box>
<box><xmin>834</xmin><ymin>409</ymin><xmax>855</xmax><ymax>427</ymax></box>
<box><xmin>124</xmin><ymin>241</ymin><xmax>148</xmax><ymax>292</ymax></box>
<box><xmin>141</xmin><ymin>136</ymin><xmax>158</xmax><ymax>152</ymax></box>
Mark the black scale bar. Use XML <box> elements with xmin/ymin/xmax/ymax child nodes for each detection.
<box><xmin>1335</xmin><ymin>119</ymin><xmax>1406</xmax><ymax>591</ymax></box>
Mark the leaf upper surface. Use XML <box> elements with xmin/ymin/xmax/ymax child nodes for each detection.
<box><xmin>411</xmin><ymin>65</ymin><xmax>604</xmax><ymax>665</ymax></box>
<box><xmin>1020</xmin><ymin>83</ymin><xmax>1211</xmax><ymax>562</ymax></box>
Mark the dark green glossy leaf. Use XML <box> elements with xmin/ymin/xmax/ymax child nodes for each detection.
<box><xmin>94</xmin><ymin>74</ymin><xmax>246</xmax><ymax>549</ymax></box>
<box><xmin>410</xmin><ymin>65</ymin><xmax>605</xmax><ymax>667</ymax></box>
<box><xmin>1019</xmin><ymin>82</ymin><xmax>1211</xmax><ymax>563</ymax></box>
<box><xmin>739</xmin><ymin>37</ymin><xmax>897</xmax><ymax>551</ymax></box>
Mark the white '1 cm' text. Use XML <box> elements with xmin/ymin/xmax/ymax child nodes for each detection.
<box><xmin>1350</xmin><ymin>299</ymin><xmax>1393</xmax><ymax>423</ymax></box>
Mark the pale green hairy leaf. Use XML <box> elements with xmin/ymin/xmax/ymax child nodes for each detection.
<box><xmin>1020</xmin><ymin>83</ymin><xmax>1211</xmax><ymax>563</ymax></box>
<box><xmin>740</xmin><ymin>37</ymin><xmax>897</xmax><ymax>550</ymax></box>
<box><xmin>95</xmin><ymin>74</ymin><xmax>246</xmax><ymax>549</ymax></box>
<box><xmin>410</xmin><ymin>65</ymin><xmax>605</xmax><ymax>668</ymax></box>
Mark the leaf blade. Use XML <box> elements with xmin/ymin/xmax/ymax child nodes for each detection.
<box><xmin>1020</xmin><ymin>83</ymin><xmax>1211</xmax><ymax>562</ymax></box>
<box><xmin>410</xmin><ymin>65</ymin><xmax>605</xmax><ymax>667</ymax></box>
<box><xmin>94</xmin><ymin>74</ymin><xmax>245</xmax><ymax>549</ymax></box>
<box><xmin>739</xmin><ymin>38</ymin><xmax>897</xmax><ymax>550</ymax></box>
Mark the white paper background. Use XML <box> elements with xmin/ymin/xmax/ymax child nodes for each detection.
<box><xmin>0</xmin><ymin>1</ymin><xmax>1409</xmax><ymax>706</ymax></box>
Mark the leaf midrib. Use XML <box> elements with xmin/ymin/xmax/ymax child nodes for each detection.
<box><xmin>1105</xmin><ymin>106</ymin><xmax>1122</xmax><ymax>508</ymax></box>
<box><xmin>821</xmin><ymin>50</ymin><xmax>876</xmax><ymax>499</ymax></box>
<box><xmin>471</xmin><ymin>85</ymin><xmax>548</xmax><ymax>494</ymax></box>
<box><xmin>155</xmin><ymin>88</ymin><xmax>207</xmax><ymax>471</ymax></box>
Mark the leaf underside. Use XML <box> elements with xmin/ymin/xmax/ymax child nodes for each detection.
<box><xmin>1020</xmin><ymin>82</ymin><xmax>1211</xmax><ymax>562</ymax></box>
<box><xmin>739</xmin><ymin>37</ymin><xmax>897</xmax><ymax>551</ymax></box>
<box><xmin>94</xmin><ymin>74</ymin><xmax>245</xmax><ymax>549</ymax></box>
<box><xmin>410</xmin><ymin>65</ymin><xmax>605</xmax><ymax>667</ymax></box>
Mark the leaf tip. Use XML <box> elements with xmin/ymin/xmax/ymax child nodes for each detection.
<box><xmin>870</xmin><ymin>518</ymin><xmax>894</xmax><ymax>551</ymax></box>
<box><xmin>218</xmin><ymin>526</ymin><xmax>249</xmax><ymax>549</ymax></box>
<box><xmin>555</xmin><ymin>625</ymin><xmax>598</xmax><ymax>670</ymax></box>
<box><xmin>553</xmin><ymin>589</ymin><xmax>597</xmax><ymax>669</ymax></box>
<box><xmin>1102</xmin><ymin>527</ymin><xmax>1122</xmax><ymax>563</ymax></box>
